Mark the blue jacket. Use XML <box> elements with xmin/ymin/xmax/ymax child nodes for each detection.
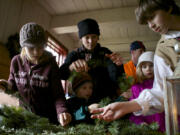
<box><xmin>66</xmin><ymin>96</ymin><xmax>94</xmax><ymax>125</ymax></box>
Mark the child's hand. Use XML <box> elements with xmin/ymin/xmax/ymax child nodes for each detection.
<box><xmin>121</xmin><ymin>89</ymin><xmax>132</xmax><ymax>99</ymax></box>
<box><xmin>58</xmin><ymin>112</ymin><xmax>72</xmax><ymax>126</ymax></box>
<box><xmin>0</xmin><ymin>79</ymin><xmax>9</xmax><ymax>91</ymax></box>
<box><xmin>88</xmin><ymin>103</ymin><xmax>99</xmax><ymax>112</ymax></box>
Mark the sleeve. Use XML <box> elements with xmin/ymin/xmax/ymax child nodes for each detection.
<box><xmin>102</xmin><ymin>46</ymin><xmax>125</xmax><ymax>75</ymax></box>
<box><xmin>51</xmin><ymin>59</ymin><xmax>68</xmax><ymax>114</ymax></box>
<box><xmin>100</xmin><ymin>46</ymin><xmax>112</xmax><ymax>54</ymax></box>
<box><xmin>73</xmin><ymin>106</ymin><xmax>89</xmax><ymax>121</ymax></box>
<box><xmin>106</xmin><ymin>59</ymin><xmax>119</xmax><ymax>83</ymax></box>
<box><xmin>66</xmin><ymin>98</ymin><xmax>89</xmax><ymax>122</ymax></box>
<box><xmin>101</xmin><ymin>47</ymin><xmax>124</xmax><ymax>84</ymax></box>
<box><xmin>8</xmin><ymin>56</ymin><xmax>18</xmax><ymax>92</ymax></box>
<box><xmin>106</xmin><ymin>57</ymin><xmax>124</xmax><ymax>89</ymax></box>
<box><xmin>59</xmin><ymin>51</ymin><xmax>79</xmax><ymax>80</ymax></box>
<box><xmin>129</xmin><ymin>84</ymin><xmax>140</xmax><ymax>101</ymax></box>
<box><xmin>133</xmin><ymin>55</ymin><xmax>173</xmax><ymax>116</ymax></box>
<box><xmin>117</xmin><ymin>64</ymin><xmax>125</xmax><ymax>75</ymax></box>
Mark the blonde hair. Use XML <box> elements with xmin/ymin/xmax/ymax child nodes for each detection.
<box><xmin>20</xmin><ymin>47</ymin><xmax>28</xmax><ymax>64</ymax></box>
<box><xmin>20</xmin><ymin>47</ymin><xmax>48</xmax><ymax>64</ymax></box>
<box><xmin>136</xmin><ymin>62</ymin><xmax>153</xmax><ymax>83</ymax></box>
<box><xmin>136</xmin><ymin>63</ymin><xmax>146</xmax><ymax>83</ymax></box>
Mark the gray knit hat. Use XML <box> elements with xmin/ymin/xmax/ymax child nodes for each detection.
<box><xmin>19</xmin><ymin>22</ymin><xmax>47</xmax><ymax>47</ymax></box>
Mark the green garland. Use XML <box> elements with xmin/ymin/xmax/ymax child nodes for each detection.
<box><xmin>0</xmin><ymin>98</ymin><xmax>166</xmax><ymax>135</ymax></box>
<box><xmin>117</xmin><ymin>73</ymin><xmax>134</xmax><ymax>92</ymax></box>
<box><xmin>0</xmin><ymin>66</ymin><xmax>166</xmax><ymax>134</ymax></box>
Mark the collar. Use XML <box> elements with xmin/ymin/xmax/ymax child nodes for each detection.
<box><xmin>164</xmin><ymin>31</ymin><xmax>180</xmax><ymax>39</ymax></box>
<box><xmin>80</xmin><ymin>43</ymin><xmax>101</xmax><ymax>53</ymax></box>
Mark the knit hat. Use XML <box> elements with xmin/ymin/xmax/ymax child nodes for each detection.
<box><xmin>19</xmin><ymin>22</ymin><xmax>47</xmax><ymax>48</ymax></box>
<box><xmin>77</xmin><ymin>18</ymin><xmax>100</xmax><ymax>39</ymax></box>
<box><xmin>130</xmin><ymin>41</ymin><xmax>146</xmax><ymax>51</ymax></box>
<box><xmin>72</xmin><ymin>72</ymin><xmax>92</xmax><ymax>92</ymax></box>
<box><xmin>137</xmin><ymin>51</ymin><xmax>154</xmax><ymax>68</ymax></box>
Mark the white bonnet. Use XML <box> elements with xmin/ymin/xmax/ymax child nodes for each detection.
<box><xmin>137</xmin><ymin>51</ymin><xmax>154</xmax><ymax>68</ymax></box>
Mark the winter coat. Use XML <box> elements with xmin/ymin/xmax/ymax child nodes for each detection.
<box><xmin>129</xmin><ymin>79</ymin><xmax>165</xmax><ymax>132</ymax></box>
<box><xmin>66</xmin><ymin>96</ymin><xmax>94</xmax><ymax>125</ymax></box>
<box><xmin>156</xmin><ymin>36</ymin><xmax>179</xmax><ymax>71</ymax></box>
<box><xmin>8</xmin><ymin>51</ymin><xmax>68</xmax><ymax>124</ymax></box>
<box><xmin>59</xmin><ymin>43</ymin><xmax>123</xmax><ymax>102</ymax></box>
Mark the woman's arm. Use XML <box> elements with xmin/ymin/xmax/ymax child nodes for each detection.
<box><xmin>91</xmin><ymin>100</ymin><xmax>141</xmax><ymax>122</ymax></box>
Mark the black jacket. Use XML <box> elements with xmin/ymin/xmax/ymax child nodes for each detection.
<box><xmin>59</xmin><ymin>44</ymin><xmax>123</xmax><ymax>102</ymax></box>
<box><xmin>66</xmin><ymin>97</ymin><xmax>94</xmax><ymax>125</ymax></box>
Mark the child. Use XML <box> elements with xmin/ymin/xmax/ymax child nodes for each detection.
<box><xmin>59</xmin><ymin>18</ymin><xmax>122</xmax><ymax>102</ymax></box>
<box><xmin>66</xmin><ymin>72</ymin><xmax>98</xmax><ymax>124</ymax></box>
<box><xmin>91</xmin><ymin>0</ymin><xmax>180</xmax><ymax>123</ymax></box>
<box><xmin>129</xmin><ymin>51</ymin><xmax>165</xmax><ymax>132</ymax></box>
<box><xmin>0</xmin><ymin>22</ymin><xmax>71</xmax><ymax>126</ymax></box>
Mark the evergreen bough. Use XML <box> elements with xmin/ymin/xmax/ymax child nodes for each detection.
<box><xmin>0</xmin><ymin>102</ymin><xmax>165</xmax><ymax>135</ymax></box>
<box><xmin>0</xmin><ymin>67</ymin><xmax>166</xmax><ymax>134</ymax></box>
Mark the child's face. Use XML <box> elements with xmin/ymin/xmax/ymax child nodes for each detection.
<box><xmin>25</xmin><ymin>46</ymin><xmax>44</xmax><ymax>63</ymax></box>
<box><xmin>76</xmin><ymin>82</ymin><xmax>93</xmax><ymax>100</ymax></box>
<box><xmin>81</xmin><ymin>34</ymin><xmax>99</xmax><ymax>51</ymax></box>
<box><xmin>141</xmin><ymin>62</ymin><xmax>154</xmax><ymax>79</ymax></box>
<box><xmin>147</xmin><ymin>9</ymin><xmax>171</xmax><ymax>34</ymax></box>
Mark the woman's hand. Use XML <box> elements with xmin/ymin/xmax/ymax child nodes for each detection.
<box><xmin>58</xmin><ymin>112</ymin><xmax>72</xmax><ymax>126</ymax></box>
<box><xmin>91</xmin><ymin>101</ymin><xmax>141</xmax><ymax>122</ymax></box>
<box><xmin>69</xmin><ymin>59</ymin><xmax>89</xmax><ymax>72</ymax></box>
<box><xmin>91</xmin><ymin>102</ymin><xmax>127</xmax><ymax>122</ymax></box>
<box><xmin>106</xmin><ymin>53</ymin><xmax>123</xmax><ymax>66</ymax></box>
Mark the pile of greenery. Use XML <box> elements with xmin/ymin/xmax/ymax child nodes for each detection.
<box><xmin>0</xmin><ymin>98</ymin><xmax>165</xmax><ymax>135</ymax></box>
<box><xmin>0</xmin><ymin>69</ymin><xmax>166</xmax><ymax>134</ymax></box>
<box><xmin>117</xmin><ymin>73</ymin><xmax>134</xmax><ymax>92</ymax></box>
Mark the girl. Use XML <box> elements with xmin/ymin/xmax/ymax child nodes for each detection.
<box><xmin>129</xmin><ymin>51</ymin><xmax>165</xmax><ymax>132</ymax></box>
<box><xmin>91</xmin><ymin>0</ymin><xmax>180</xmax><ymax>123</ymax></box>
<box><xmin>0</xmin><ymin>22</ymin><xmax>71</xmax><ymax>126</ymax></box>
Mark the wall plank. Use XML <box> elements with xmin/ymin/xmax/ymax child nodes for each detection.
<box><xmin>0</xmin><ymin>0</ymin><xmax>51</xmax><ymax>44</ymax></box>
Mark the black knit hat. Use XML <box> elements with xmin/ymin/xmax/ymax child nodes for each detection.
<box><xmin>77</xmin><ymin>18</ymin><xmax>100</xmax><ymax>38</ymax></box>
<box><xmin>130</xmin><ymin>41</ymin><xmax>146</xmax><ymax>51</ymax></box>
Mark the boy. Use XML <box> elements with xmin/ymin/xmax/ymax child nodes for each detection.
<box><xmin>67</xmin><ymin>72</ymin><xmax>98</xmax><ymax>124</ymax></box>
